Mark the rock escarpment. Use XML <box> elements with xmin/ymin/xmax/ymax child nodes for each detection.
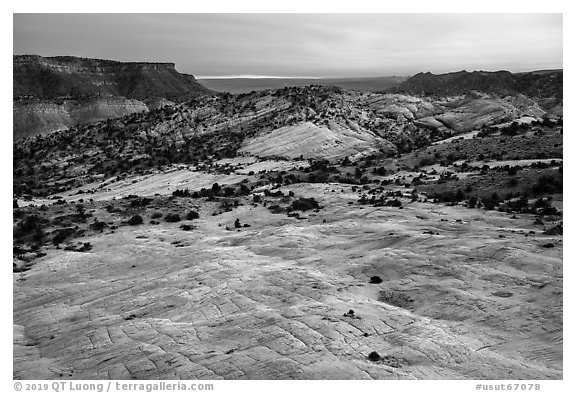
<box><xmin>13</xmin><ymin>55</ymin><xmax>212</xmax><ymax>139</ymax></box>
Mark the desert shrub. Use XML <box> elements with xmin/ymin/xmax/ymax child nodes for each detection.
<box><xmin>385</xmin><ymin>199</ymin><xmax>402</xmax><ymax>207</ymax></box>
<box><xmin>289</xmin><ymin>197</ymin><xmax>321</xmax><ymax>211</ymax></box>
<box><xmin>368</xmin><ymin>352</ymin><xmax>381</xmax><ymax>361</ymax></box>
<box><xmin>369</xmin><ymin>276</ymin><xmax>383</xmax><ymax>284</ymax></box>
<box><xmin>505</xmin><ymin>196</ymin><xmax>529</xmax><ymax>212</ymax></box>
<box><xmin>508</xmin><ymin>177</ymin><xmax>519</xmax><ymax>187</ymax></box>
<box><xmin>164</xmin><ymin>213</ymin><xmax>181</xmax><ymax>222</ymax></box>
<box><xmin>238</xmin><ymin>184</ymin><xmax>251</xmax><ymax>195</ymax></box>
<box><xmin>180</xmin><ymin>224</ymin><xmax>193</xmax><ymax>231</ymax></box>
<box><xmin>186</xmin><ymin>211</ymin><xmax>200</xmax><ymax>220</ymax></box>
<box><xmin>268</xmin><ymin>205</ymin><xmax>284</xmax><ymax>214</ymax></box>
<box><xmin>467</xmin><ymin>196</ymin><xmax>478</xmax><ymax>208</ymax></box>
<box><xmin>373</xmin><ymin>166</ymin><xmax>388</xmax><ymax>176</ymax></box>
<box><xmin>151</xmin><ymin>212</ymin><xmax>163</xmax><ymax>219</ymax></box>
<box><xmin>532</xmin><ymin>174</ymin><xmax>562</xmax><ymax>195</ymax></box>
<box><xmin>544</xmin><ymin>222</ymin><xmax>563</xmax><ymax>235</ymax></box>
<box><xmin>507</xmin><ymin>166</ymin><xmax>519</xmax><ymax>176</ymax></box>
<box><xmin>90</xmin><ymin>219</ymin><xmax>108</xmax><ymax>231</ymax></box>
<box><xmin>172</xmin><ymin>189</ymin><xmax>191</xmax><ymax>197</ymax></box>
<box><xmin>429</xmin><ymin>189</ymin><xmax>465</xmax><ymax>204</ymax></box>
<box><xmin>482</xmin><ymin>197</ymin><xmax>498</xmax><ymax>210</ymax></box>
<box><xmin>18</xmin><ymin>214</ymin><xmax>41</xmax><ymax>233</ymax></box>
<box><xmin>531</xmin><ymin>198</ymin><xmax>560</xmax><ymax>216</ymax></box>
<box><xmin>75</xmin><ymin>204</ymin><xmax>88</xmax><ymax>218</ymax></box>
<box><xmin>130</xmin><ymin>197</ymin><xmax>152</xmax><ymax>207</ymax></box>
<box><xmin>127</xmin><ymin>215</ymin><xmax>144</xmax><ymax>225</ymax></box>
<box><xmin>105</xmin><ymin>204</ymin><xmax>118</xmax><ymax>213</ymax></box>
<box><xmin>13</xmin><ymin>209</ymin><xmax>24</xmax><ymax>219</ymax></box>
<box><xmin>64</xmin><ymin>242</ymin><xmax>92</xmax><ymax>252</ymax></box>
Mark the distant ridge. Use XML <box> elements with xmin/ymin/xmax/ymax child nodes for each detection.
<box><xmin>392</xmin><ymin>69</ymin><xmax>562</xmax><ymax>99</ymax></box>
<box><xmin>198</xmin><ymin>76</ymin><xmax>407</xmax><ymax>94</ymax></box>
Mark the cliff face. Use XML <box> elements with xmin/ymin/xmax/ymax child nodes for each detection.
<box><xmin>13</xmin><ymin>55</ymin><xmax>213</xmax><ymax>139</ymax></box>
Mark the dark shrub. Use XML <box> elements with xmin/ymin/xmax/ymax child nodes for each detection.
<box><xmin>127</xmin><ymin>215</ymin><xmax>144</xmax><ymax>226</ymax></box>
<box><xmin>368</xmin><ymin>351</ymin><xmax>381</xmax><ymax>361</ymax></box>
<box><xmin>238</xmin><ymin>184</ymin><xmax>251</xmax><ymax>195</ymax></box>
<box><xmin>90</xmin><ymin>219</ymin><xmax>108</xmax><ymax>231</ymax></box>
<box><xmin>64</xmin><ymin>242</ymin><xmax>92</xmax><ymax>252</ymax></box>
<box><xmin>532</xmin><ymin>174</ymin><xmax>562</xmax><ymax>195</ymax></box>
<box><xmin>172</xmin><ymin>189</ymin><xmax>191</xmax><ymax>197</ymax></box>
<box><xmin>180</xmin><ymin>224</ymin><xmax>193</xmax><ymax>231</ymax></box>
<box><xmin>164</xmin><ymin>213</ymin><xmax>181</xmax><ymax>222</ymax></box>
<box><xmin>151</xmin><ymin>212</ymin><xmax>162</xmax><ymax>219</ymax></box>
<box><xmin>369</xmin><ymin>276</ymin><xmax>383</xmax><ymax>284</ymax></box>
<box><xmin>385</xmin><ymin>199</ymin><xmax>402</xmax><ymax>207</ymax></box>
<box><xmin>544</xmin><ymin>222</ymin><xmax>563</xmax><ymax>235</ymax></box>
<box><xmin>186</xmin><ymin>211</ymin><xmax>200</xmax><ymax>220</ymax></box>
<box><xmin>18</xmin><ymin>214</ymin><xmax>41</xmax><ymax>233</ymax></box>
<box><xmin>531</xmin><ymin>198</ymin><xmax>560</xmax><ymax>216</ymax></box>
<box><xmin>289</xmin><ymin>197</ymin><xmax>321</xmax><ymax>211</ymax></box>
<box><xmin>130</xmin><ymin>197</ymin><xmax>152</xmax><ymax>207</ymax></box>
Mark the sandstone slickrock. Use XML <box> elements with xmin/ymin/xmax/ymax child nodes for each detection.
<box><xmin>239</xmin><ymin>121</ymin><xmax>397</xmax><ymax>161</ymax></box>
<box><xmin>13</xmin><ymin>183</ymin><xmax>562</xmax><ymax>380</ymax></box>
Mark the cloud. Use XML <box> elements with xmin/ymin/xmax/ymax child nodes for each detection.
<box><xmin>14</xmin><ymin>13</ymin><xmax>562</xmax><ymax>77</ymax></box>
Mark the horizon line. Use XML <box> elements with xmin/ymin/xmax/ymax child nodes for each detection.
<box><xmin>196</xmin><ymin>75</ymin><xmax>323</xmax><ymax>80</ymax></box>
<box><xmin>195</xmin><ymin>68</ymin><xmax>562</xmax><ymax>80</ymax></box>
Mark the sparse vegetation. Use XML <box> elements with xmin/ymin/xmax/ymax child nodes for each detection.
<box><xmin>378</xmin><ymin>290</ymin><xmax>414</xmax><ymax>309</ymax></box>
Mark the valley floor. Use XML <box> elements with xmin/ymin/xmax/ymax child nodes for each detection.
<box><xmin>13</xmin><ymin>183</ymin><xmax>562</xmax><ymax>379</ymax></box>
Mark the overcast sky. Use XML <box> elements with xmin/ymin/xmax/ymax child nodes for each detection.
<box><xmin>13</xmin><ymin>13</ymin><xmax>562</xmax><ymax>78</ymax></box>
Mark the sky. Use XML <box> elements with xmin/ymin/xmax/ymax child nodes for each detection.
<box><xmin>13</xmin><ymin>13</ymin><xmax>563</xmax><ymax>78</ymax></box>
